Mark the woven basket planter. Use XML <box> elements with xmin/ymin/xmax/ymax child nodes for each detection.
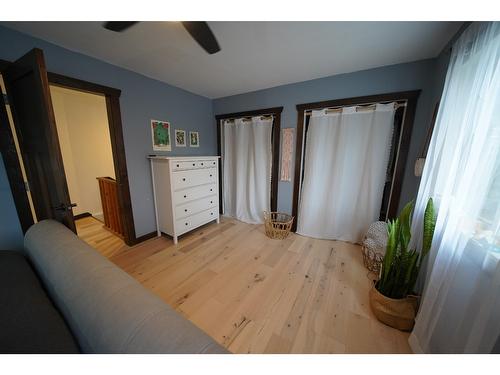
<box><xmin>369</xmin><ymin>285</ymin><xmax>419</xmax><ymax>331</ymax></box>
<box><xmin>264</xmin><ymin>211</ymin><xmax>294</xmax><ymax>240</ymax></box>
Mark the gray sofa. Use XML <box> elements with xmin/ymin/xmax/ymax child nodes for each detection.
<box><xmin>5</xmin><ymin>219</ymin><xmax>228</xmax><ymax>354</ymax></box>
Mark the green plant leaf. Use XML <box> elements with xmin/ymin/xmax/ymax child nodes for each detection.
<box><xmin>399</xmin><ymin>200</ymin><xmax>414</xmax><ymax>251</ymax></box>
<box><xmin>378</xmin><ymin>219</ymin><xmax>399</xmax><ymax>293</ymax></box>
<box><xmin>403</xmin><ymin>250</ymin><xmax>419</xmax><ymax>295</ymax></box>
<box><xmin>376</xmin><ymin>198</ymin><xmax>435</xmax><ymax>298</ymax></box>
<box><xmin>422</xmin><ymin>198</ymin><xmax>437</xmax><ymax>260</ymax></box>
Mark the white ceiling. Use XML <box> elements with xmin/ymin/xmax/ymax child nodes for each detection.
<box><xmin>3</xmin><ymin>21</ymin><xmax>462</xmax><ymax>98</ymax></box>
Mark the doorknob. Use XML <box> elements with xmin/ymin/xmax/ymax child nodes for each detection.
<box><xmin>53</xmin><ymin>203</ymin><xmax>77</xmax><ymax>211</ymax></box>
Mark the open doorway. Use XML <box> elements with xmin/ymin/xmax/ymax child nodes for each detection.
<box><xmin>49</xmin><ymin>85</ymin><xmax>125</xmax><ymax>256</ymax></box>
<box><xmin>0</xmin><ymin>48</ymin><xmax>136</xmax><ymax>249</ymax></box>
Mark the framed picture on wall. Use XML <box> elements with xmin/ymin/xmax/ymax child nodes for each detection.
<box><xmin>175</xmin><ymin>129</ymin><xmax>186</xmax><ymax>147</ymax></box>
<box><xmin>151</xmin><ymin>119</ymin><xmax>171</xmax><ymax>151</ymax></box>
<box><xmin>189</xmin><ymin>131</ymin><xmax>199</xmax><ymax>148</ymax></box>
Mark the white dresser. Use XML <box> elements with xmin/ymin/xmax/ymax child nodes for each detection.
<box><xmin>148</xmin><ymin>156</ymin><xmax>220</xmax><ymax>244</ymax></box>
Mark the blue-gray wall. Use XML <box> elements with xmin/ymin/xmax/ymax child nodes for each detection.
<box><xmin>0</xmin><ymin>154</ymin><xmax>24</xmax><ymax>250</ymax></box>
<box><xmin>0</xmin><ymin>25</ymin><xmax>216</xmax><ymax>246</ymax></box>
<box><xmin>0</xmin><ymin>24</ymin><xmax>451</xmax><ymax>250</ymax></box>
<box><xmin>213</xmin><ymin>59</ymin><xmax>443</xmax><ymax>215</ymax></box>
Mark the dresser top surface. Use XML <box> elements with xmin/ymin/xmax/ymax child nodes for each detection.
<box><xmin>148</xmin><ymin>155</ymin><xmax>220</xmax><ymax>160</ymax></box>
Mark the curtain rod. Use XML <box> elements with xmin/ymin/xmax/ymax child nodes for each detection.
<box><xmin>223</xmin><ymin>115</ymin><xmax>274</xmax><ymax>123</ymax></box>
<box><xmin>304</xmin><ymin>101</ymin><xmax>407</xmax><ymax>115</ymax></box>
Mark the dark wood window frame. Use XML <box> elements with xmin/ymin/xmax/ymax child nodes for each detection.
<box><xmin>215</xmin><ymin>106</ymin><xmax>283</xmax><ymax>214</ymax></box>
<box><xmin>0</xmin><ymin>59</ymin><xmax>141</xmax><ymax>246</ymax></box>
<box><xmin>291</xmin><ymin>90</ymin><xmax>421</xmax><ymax>231</ymax></box>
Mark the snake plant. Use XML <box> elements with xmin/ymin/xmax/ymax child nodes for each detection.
<box><xmin>376</xmin><ymin>198</ymin><xmax>436</xmax><ymax>299</ymax></box>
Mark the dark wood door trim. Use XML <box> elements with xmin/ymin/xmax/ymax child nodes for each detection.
<box><xmin>48</xmin><ymin>72</ymin><xmax>122</xmax><ymax>98</ymax></box>
<box><xmin>215</xmin><ymin>107</ymin><xmax>284</xmax><ymax>120</ymax></box>
<box><xmin>291</xmin><ymin>90</ymin><xmax>421</xmax><ymax>231</ymax></box>
<box><xmin>215</xmin><ymin>106</ymin><xmax>283</xmax><ymax>213</ymax></box>
<box><xmin>295</xmin><ymin>91</ymin><xmax>420</xmax><ymax>112</ymax></box>
<box><xmin>103</xmin><ymin>95</ymin><xmax>136</xmax><ymax>245</ymax></box>
<box><xmin>0</xmin><ymin>55</ymin><xmax>138</xmax><ymax>245</ymax></box>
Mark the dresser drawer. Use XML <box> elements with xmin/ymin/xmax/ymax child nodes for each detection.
<box><xmin>176</xmin><ymin>208</ymin><xmax>218</xmax><ymax>234</ymax></box>
<box><xmin>172</xmin><ymin>159</ymin><xmax>218</xmax><ymax>171</ymax></box>
<box><xmin>175</xmin><ymin>195</ymin><xmax>217</xmax><ymax>219</ymax></box>
<box><xmin>174</xmin><ymin>183</ymin><xmax>217</xmax><ymax>203</ymax></box>
<box><xmin>172</xmin><ymin>161</ymin><xmax>198</xmax><ymax>171</ymax></box>
<box><xmin>172</xmin><ymin>168</ymin><xmax>217</xmax><ymax>190</ymax></box>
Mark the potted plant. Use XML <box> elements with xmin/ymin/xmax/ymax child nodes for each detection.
<box><xmin>369</xmin><ymin>198</ymin><xmax>436</xmax><ymax>331</ymax></box>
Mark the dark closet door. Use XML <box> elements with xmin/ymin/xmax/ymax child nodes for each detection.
<box><xmin>3</xmin><ymin>48</ymin><xmax>76</xmax><ymax>232</ymax></box>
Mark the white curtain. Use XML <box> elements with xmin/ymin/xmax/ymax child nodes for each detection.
<box><xmin>297</xmin><ymin>104</ymin><xmax>395</xmax><ymax>243</ymax></box>
<box><xmin>223</xmin><ymin>116</ymin><xmax>273</xmax><ymax>224</ymax></box>
<box><xmin>409</xmin><ymin>22</ymin><xmax>500</xmax><ymax>354</ymax></box>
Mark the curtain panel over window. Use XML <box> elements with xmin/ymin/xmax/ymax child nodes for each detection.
<box><xmin>409</xmin><ymin>22</ymin><xmax>500</xmax><ymax>354</ymax></box>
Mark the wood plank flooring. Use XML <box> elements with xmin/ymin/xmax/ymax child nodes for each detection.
<box><xmin>75</xmin><ymin>216</ymin><xmax>126</xmax><ymax>258</ymax></box>
<box><xmin>76</xmin><ymin>216</ymin><xmax>411</xmax><ymax>354</ymax></box>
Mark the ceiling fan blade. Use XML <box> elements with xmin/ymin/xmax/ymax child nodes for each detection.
<box><xmin>103</xmin><ymin>21</ymin><xmax>139</xmax><ymax>32</ymax></box>
<box><xmin>181</xmin><ymin>22</ymin><xmax>220</xmax><ymax>54</ymax></box>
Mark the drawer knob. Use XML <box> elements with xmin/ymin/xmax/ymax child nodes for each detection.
<box><xmin>210</xmin><ymin>188</ymin><xmax>213</xmax><ymax>192</ymax></box>
<box><xmin>184</xmin><ymin>195</ymin><xmax>187</xmax><ymax>198</ymax></box>
<box><xmin>211</xmin><ymin>212</ymin><xmax>214</xmax><ymax>216</ymax></box>
<box><xmin>192</xmin><ymin>163</ymin><xmax>195</xmax><ymax>166</ymax></box>
<box><xmin>182</xmin><ymin>178</ymin><xmax>186</xmax><ymax>181</ymax></box>
<box><xmin>210</xmin><ymin>201</ymin><xmax>213</xmax><ymax>204</ymax></box>
<box><xmin>201</xmin><ymin>162</ymin><xmax>204</xmax><ymax>166</ymax></box>
<box><xmin>210</xmin><ymin>174</ymin><xmax>212</xmax><ymax>177</ymax></box>
<box><xmin>213</xmin><ymin>162</ymin><xmax>215</xmax><ymax>165</ymax></box>
<box><xmin>176</xmin><ymin>164</ymin><xmax>179</xmax><ymax>167</ymax></box>
<box><xmin>185</xmin><ymin>222</ymin><xmax>188</xmax><ymax>226</ymax></box>
<box><xmin>184</xmin><ymin>209</ymin><xmax>188</xmax><ymax>212</ymax></box>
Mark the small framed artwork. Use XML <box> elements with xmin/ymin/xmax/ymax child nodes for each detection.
<box><xmin>175</xmin><ymin>129</ymin><xmax>186</xmax><ymax>147</ymax></box>
<box><xmin>189</xmin><ymin>131</ymin><xmax>200</xmax><ymax>148</ymax></box>
<box><xmin>151</xmin><ymin>119</ymin><xmax>171</xmax><ymax>151</ymax></box>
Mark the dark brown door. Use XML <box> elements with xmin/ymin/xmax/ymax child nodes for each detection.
<box><xmin>3</xmin><ymin>48</ymin><xmax>76</xmax><ymax>232</ymax></box>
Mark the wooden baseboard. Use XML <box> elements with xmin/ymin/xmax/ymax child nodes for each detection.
<box><xmin>133</xmin><ymin>231</ymin><xmax>157</xmax><ymax>244</ymax></box>
<box><xmin>74</xmin><ymin>212</ymin><xmax>92</xmax><ymax>220</ymax></box>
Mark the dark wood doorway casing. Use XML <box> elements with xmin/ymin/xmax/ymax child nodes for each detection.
<box><xmin>215</xmin><ymin>106</ymin><xmax>283</xmax><ymax>214</ymax></box>
<box><xmin>0</xmin><ymin>52</ymin><xmax>137</xmax><ymax>246</ymax></box>
<box><xmin>291</xmin><ymin>90</ymin><xmax>421</xmax><ymax>232</ymax></box>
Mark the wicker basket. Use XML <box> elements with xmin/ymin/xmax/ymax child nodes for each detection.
<box><xmin>264</xmin><ymin>211</ymin><xmax>294</xmax><ymax>240</ymax></box>
<box><xmin>369</xmin><ymin>285</ymin><xmax>418</xmax><ymax>331</ymax></box>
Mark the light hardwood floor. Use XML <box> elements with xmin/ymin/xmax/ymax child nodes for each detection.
<box><xmin>75</xmin><ymin>216</ymin><xmax>411</xmax><ymax>354</ymax></box>
<box><xmin>75</xmin><ymin>216</ymin><xmax>126</xmax><ymax>258</ymax></box>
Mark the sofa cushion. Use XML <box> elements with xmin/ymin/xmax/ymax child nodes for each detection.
<box><xmin>0</xmin><ymin>251</ymin><xmax>80</xmax><ymax>353</ymax></box>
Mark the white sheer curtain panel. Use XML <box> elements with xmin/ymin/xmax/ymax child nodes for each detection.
<box><xmin>409</xmin><ymin>22</ymin><xmax>500</xmax><ymax>354</ymax></box>
<box><xmin>223</xmin><ymin>116</ymin><xmax>273</xmax><ymax>224</ymax></box>
<box><xmin>297</xmin><ymin>103</ymin><xmax>395</xmax><ymax>243</ymax></box>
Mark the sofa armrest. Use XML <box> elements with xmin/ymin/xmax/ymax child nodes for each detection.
<box><xmin>24</xmin><ymin>220</ymin><xmax>228</xmax><ymax>354</ymax></box>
